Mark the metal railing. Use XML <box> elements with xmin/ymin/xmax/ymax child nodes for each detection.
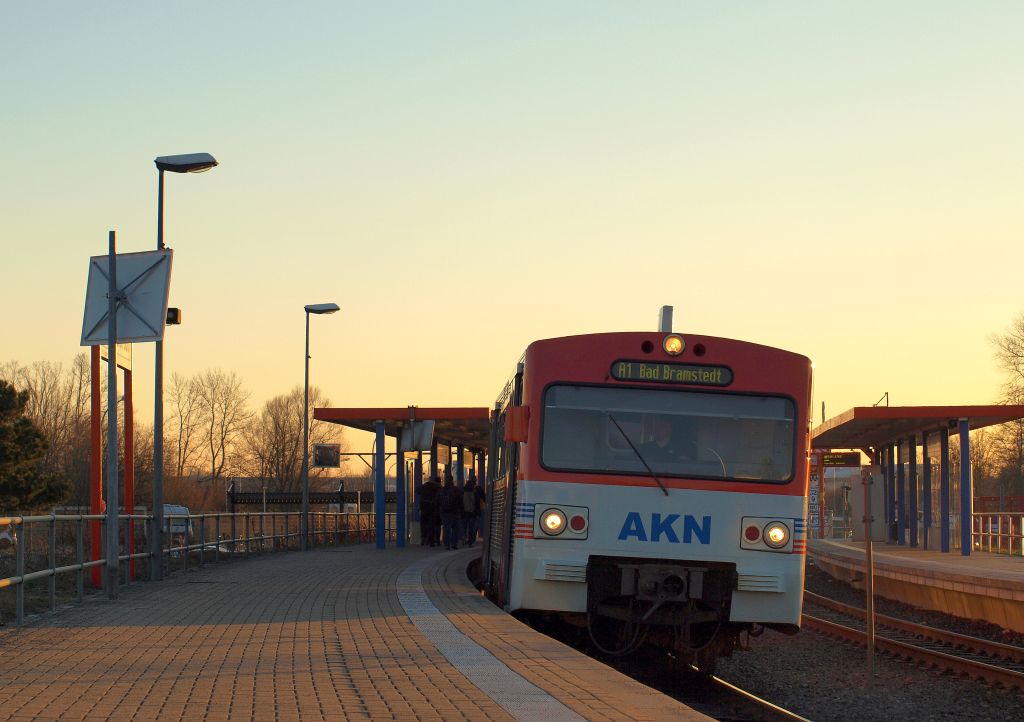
<box><xmin>0</xmin><ymin>511</ymin><xmax>398</xmax><ymax>626</ymax></box>
<box><xmin>972</xmin><ymin>513</ymin><xmax>1024</xmax><ymax>556</ymax></box>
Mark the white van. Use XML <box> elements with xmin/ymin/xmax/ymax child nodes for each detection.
<box><xmin>163</xmin><ymin>504</ymin><xmax>191</xmax><ymax>546</ymax></box>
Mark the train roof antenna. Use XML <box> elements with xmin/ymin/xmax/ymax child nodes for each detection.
<box><xmin>658</xmin><ymin>305</ymin><xmax>673</xmax><ymax>333</ymax></box>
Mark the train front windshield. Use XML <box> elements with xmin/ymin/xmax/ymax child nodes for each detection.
<box><xmin>541</xmin><ymin>384</ymin><xmax>797</xmax><ymax>483</ymax></box>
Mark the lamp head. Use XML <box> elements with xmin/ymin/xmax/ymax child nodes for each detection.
<box><xmin>305</xmin><ymin>303</ymin><xmax>340</xmax><ymax>315</ymax></box>
<box><xmin>154</xmin><ymin>152</ymin><xmax>218</xmax><ymax>173</ymax></box>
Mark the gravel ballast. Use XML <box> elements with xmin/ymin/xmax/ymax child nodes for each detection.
<box><xmin>714</xmin><ymin>561</ymin><xmax>1024</xmax><ymax>721</ymax></box>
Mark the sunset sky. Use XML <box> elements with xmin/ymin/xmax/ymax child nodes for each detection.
<box><xmin>3</xmin><ymin>2</ymin><xmax>1023</xmax><ymax>458</ymax></box>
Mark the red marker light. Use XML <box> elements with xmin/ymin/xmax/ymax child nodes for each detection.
<box><xmin>744</xmin><ymin>525</ymin><xmax>761</xmax><ymax>542</ymax></box>
<box><xmin>569</xmin><ymin>515</ymin><xmax>586</xmax><ymax>532</ymax></box>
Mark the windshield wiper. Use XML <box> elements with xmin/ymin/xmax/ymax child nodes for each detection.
<box><xmin>607</xmin><ymin>413</ymin><xmax>669</xmax><ymax>497</ymax></box>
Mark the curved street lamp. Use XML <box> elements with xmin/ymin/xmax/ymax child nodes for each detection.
<box><xmin>152</xmin><ymin>152</ymin><xmax>218</xmax><ymax>581</ymax></box>
<box><xmin>302</xmin><ymin>302</ymin><xmax>339</xmax><ymax>550</ymax></box>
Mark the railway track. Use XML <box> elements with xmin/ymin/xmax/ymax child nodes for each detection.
<box><xmin>699</xmin><ymin>670</ymin><xmax>811</xmax><ymax>722</ymax></box>
<box><xmin>605</xmin><ymin>650</ymin><xmax>810</xmax><ymax>722</ymax></box>
<box><xmin>518</xmin><ymin>612</ymin><xmax>808</xmax><ymax>721</ymax></box>
<box><xmin>802</xmin><ymin>590</ymin><xmax>1024</xmax><ymax>689</ymax></box>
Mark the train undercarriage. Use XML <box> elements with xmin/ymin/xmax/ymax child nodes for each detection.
<box><xmin>518</xmin><ymin>555</ymin><xmax>795</xmax><ymax>675</ymax></box>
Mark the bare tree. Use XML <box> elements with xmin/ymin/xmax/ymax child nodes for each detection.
<box><xmin>167</xmin><ymin>372</ymin><xmax>205</xmax><ymax>480</ymax></box>
<box><xmin>1</xmin><ymin>356</ymin><xmax>92</xmax><ymax>507</ymax></box>
<box><xmin>989</xmin><ymin>388</ymin><xmax>1024</xmax><ymax>501</ymax></box>
<box><xmin>991</xmin><ymin>312</ymin><xmax>1024</xmax><ymax>397</ymax></box>
<box><xmin>989</xmin><ymin>316</ymin><xmax>1024</xmax><ymax>500</ymax></box>
<box><xmin>196</xmin><ymin>369</ymin><xmax>251</xmax><ymax>482</ymax></box>
<box><xmin>240</xmin><ymin>385</ymin><xmax>343</xmax><ymax>492</ymax></box>
<box><xmin>967</xmin><ymin>428</ymin><xmax>1000</xmax><ymax>497</ymax></box>
<box><xmin>131</xmin><ymin>421</ymin><xmax>155</xmax><ymax>505</ymax></box>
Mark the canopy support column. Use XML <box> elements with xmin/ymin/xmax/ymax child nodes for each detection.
<box><xmin>396</xmin><ymin>447</ymin><xmax>406</xmax><ymax>548</ymax></box>
<box><xmin>375</xmin><ymin>420</ymin><xmax>386</xmax><ymax>550</ymax></box>
<box><xmin>908</xmin><ymin>435</ymin><xmax>918</xmax><ymax>548</ymax></box>
<box><xmin>886</xmin><ymin>444</ymin><xmax>896</xmax><ymax>542</ymax></box>
<box><xmin>959</xmin><ymin>418</ymin><xmax>972</xmax><ymax>556</ymax></box>
<box><xmin>897</xmin><ymin>442</ymin><xmax>906</xmax><ymax>545</ymax></box>
<box><xmin>922</xmin><ymin>431</ymin><xmax>932</xmax><ymax>550</ymax></box>
<box><xmin>940</xmin><ymin>426</ymin><xmax>951</xmax><ymax>552</ymax></box>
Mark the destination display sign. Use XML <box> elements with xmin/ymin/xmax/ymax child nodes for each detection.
<box><xmin>821</xmin><ymin>451</ymin><xmax>861</xmax><ymax>467</ymax></box>
<box><xmin>611</xmin><ymin>360</ymin><xmax>733</xmax><ymax>386</ymax></box>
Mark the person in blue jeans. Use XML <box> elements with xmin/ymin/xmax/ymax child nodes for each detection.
<box><xmin>440</xmin><ymin>475</ymin><xmax>463</xmax><ymax>550</ymax></box>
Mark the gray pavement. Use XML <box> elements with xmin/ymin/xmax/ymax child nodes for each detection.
<box><xmin>0</xmin><ymin>545</ymin><xmax>706</xmax><ymax>721</ymax></box>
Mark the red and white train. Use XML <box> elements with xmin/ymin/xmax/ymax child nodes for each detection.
<box><xmin>482</xmin><ymin>330</ymin><xmax>812</xmax><ymax>671</ymax></box>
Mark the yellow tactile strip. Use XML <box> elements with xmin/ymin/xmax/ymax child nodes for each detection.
<box><xmin>397</xmin><ymin>555</ymin><xmax>585</xmax><ymax>720</ymax></box>
<box><xmin>422</xmin><ymin>550</ymin><xmax>710</xmax><ymax>722</ymax></box>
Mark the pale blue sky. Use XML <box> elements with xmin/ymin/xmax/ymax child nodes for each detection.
<box><xmin>3</xmin><ymin>2</ymin><xmax>1023</xmax><ymax>432</ymax></box>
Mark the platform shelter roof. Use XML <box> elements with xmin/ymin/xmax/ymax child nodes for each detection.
<box><xmin>314</xmin><ymin>406</ymin><xmax>492</xmax><ymax>451</ymax></box>
<box><xmin>811</xmin><ymin>405</ymin><xmax>1024</xmax><ymax>451</ymax></box>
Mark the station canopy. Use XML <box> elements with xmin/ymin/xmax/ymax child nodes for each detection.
<box><xmin>812</xmin><ymin>404</ymin><xmax>1024</xmax><ymax>451</ymax></box>
<box><xmin>314</xmin><ymin>406</ymin><xmax>492</xmax><ymax>450</ymax></box>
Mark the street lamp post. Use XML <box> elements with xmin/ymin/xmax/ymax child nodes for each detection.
<box><xmin>152</xmin><ymin>152</ymin><xmax>218</xmax><ymax>581</ymax></box>
<box><xmin>302</xmin><ymin>303</ymin><xmax>339</xmax><ymax>550</ymax></box>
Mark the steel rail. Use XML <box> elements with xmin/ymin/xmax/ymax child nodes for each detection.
<box><xmin>707</xmin><ymin>671</ymin><xmax>812</xmax><ymax>721</ymax></box>
<box><xmin>805</xmin><ymin>591</ymin><xmax>1024</xmax><ymax>665</ymax></box>
<box><xmin>802</xmin><ymin>612</ymin><xmax>1024</xmax><ymax>689</ymax></box>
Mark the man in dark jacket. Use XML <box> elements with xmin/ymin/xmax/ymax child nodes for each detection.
<box><xmin>462</xmin><ymin>471</ymin><xmax>486</xmax><ymax>546</ymax></box>
<box><xmin>440</xmin><ymin>475</ymin><xmax>463</xmax><ymax>550</ymax></box>
<box><xmin>418</xmin><ymin>476</ymin><xmax>440</xmax><ymax>547</ymax></box>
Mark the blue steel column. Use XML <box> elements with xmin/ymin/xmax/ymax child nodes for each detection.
<box><xmin>375</xmin><ymin>420</ymin><xmax>386</xmax><ymax>550</ymax></box>
<box><xmin>430</xmin><ymin>438</ymin><xmax>438</xmax><ymax>482</ymax></box>
<box><xmin>908</xmin><ymin>436</ymin><xmax>918</xmax><ymax>548</ymax></box>
<box><xmin>396</xmin><ymin>448</ymin><xmax>406</xmax><ymax>548</ymax></box>
<box><xmin>896</xmin><ymin>442</ymin><xmax>906</xmax><ymax>545</ymax></box>
<box><xmin>887</xmin><ymin>444</ymin><xmax>896</xmax><ymax>540</ymax></box>
<box><xmin>457</xmin><ymin>445</ymin><xmax>465</xmax><ymax>486</ymax></box>
<box><xmin>414</xmin><ymin>451</ymin><xmax>423</xmax><ymax>523</ymax></box>
<box><xmin>922</xmin><ymin>431</ymin><xmax>932</xmax><ymax>550</ymax></box>
<box><xmin>959</xmin><ymin>418</ymin><xmax>972</xmax><ymax>556</ymax></box>
<box><xmin>940</xmin><ymin>426</ymin><xmax>951</xmax><ymax>552</ymax></box>
<box><xmin>879</xmin><ymin>446</ymin><xmax>889</xmax><ymax>530</ymax></box>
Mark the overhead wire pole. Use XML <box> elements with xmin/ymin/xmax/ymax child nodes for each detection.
<box><xmin>105</xmin><ymin>230</ymin><xmax>120</xmax><ymax>599</ymax></box>
<box><xmin>862</xmin><ymin>466</ymin><xmax>876</xmax><ymax>685</ymax></box>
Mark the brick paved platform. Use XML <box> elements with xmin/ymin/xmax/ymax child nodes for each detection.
<box><xmin>0</xmin><ymin>545</ymin><xmax>707</xmax><ymax>721</ymax></box>
<box><xmin>809</xmin><ymin>539</ymin><xmax>1024</xmax><ymax>632</ymax></box>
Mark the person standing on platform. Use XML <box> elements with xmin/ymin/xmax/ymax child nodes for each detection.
<box><xmin>419</xmin><ymin>475</ymin><xmax>441</xmax><ymax>547</ymax></box>
<box><xmin>440</xmin><ymin>473</ymin><xmax>463</xmax><ymax>550</ymax></box>
<box><xmin>462</xmin><ymin>471</ymin><xmax>486</xmax><ymax>546</ymax></box>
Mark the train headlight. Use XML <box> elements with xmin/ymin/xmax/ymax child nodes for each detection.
<box><xmin>663</xmin><ymin>334</ymin><xmax>685</xmax><ymax>356</ymax></box>
<box><xmin>763</xmin><ymin>522</ymin><xmax>790</xmax><ymax>549</ymax></box>
<box><xmin>540</xmin><ymin>509</ymin><xmax>566</xmax><ymax>536</ymax></box>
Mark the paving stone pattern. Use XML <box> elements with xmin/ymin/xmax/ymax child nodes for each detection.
<box><xmin>0</xmin><ymin>546</ymin><xmax>705</xmax><ymax>721</ymax></box>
